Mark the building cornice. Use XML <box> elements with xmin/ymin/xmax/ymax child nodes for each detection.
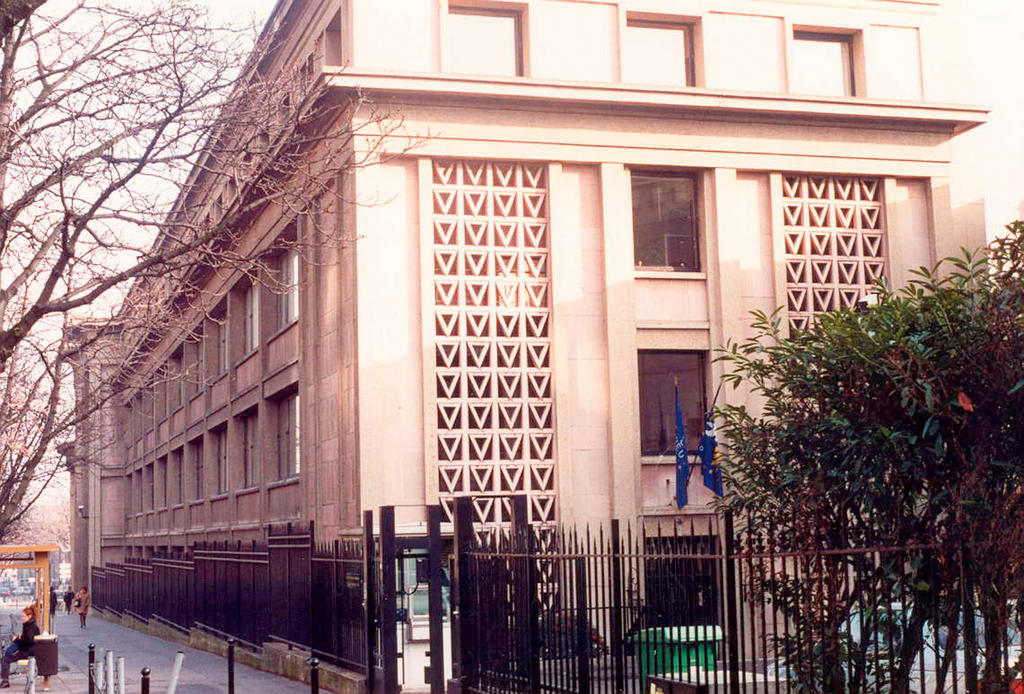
<box><xmin>325</xmin><ymin>68</ymin><xmax>987</xmax><ymax>135</ymax></box>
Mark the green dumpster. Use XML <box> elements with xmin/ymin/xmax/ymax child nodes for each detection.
<box><xmin>628</xmin><ymin>625</ymin><xmax>723</xmax><ymax>682</ymax></box>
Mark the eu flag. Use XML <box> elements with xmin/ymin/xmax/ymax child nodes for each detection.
<box><xmin>675</xmin><ymin>385</ymin><xmax>690</xmax><ymax>508</ymax></box>
<box><xmin>697</xmin><ymin>414</ymin><xmax>723</xmax><ymax>496</ymax></box>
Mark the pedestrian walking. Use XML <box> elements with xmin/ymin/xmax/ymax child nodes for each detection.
<box><xmin>0</xmin><ymin>604</ymin><xmax>39</xmax><ymax>688</ymax></box>
<box><xmin>62</xmin><ymin>589</ymin><xmax>73</xmax><ymax>615</ymax></box>
<box><xmin>48</xmin><ymin>587</ymin><xmax>56</xmax><ymax>622</ymax></box>
<box><xmin>74</xmin><ymin>586</ymin><xmax>89</xmax><ymax>628</ymax></box>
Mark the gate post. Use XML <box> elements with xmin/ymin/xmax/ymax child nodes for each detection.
<box><xmin>723</xmin><ymin>511</ymin><xmax>741</xmax><ymax>694</ymax></box>
<box><xmin>427</xmin><ymin>505</ymin><xmax>446</xmax><ymax>694</ymax></box>
<box><xmin>512</xmin><ymin>495</ymin><xmax>540</xmax><ymax>694</ymax></box>
<box><xmin>610</xmin><ymin>520</ymin><xmax>625</xmax><ymax>694</ymax></box>
<box><xmin>575</xmin><ymin>557</ymin><xmax>592</xmax><ymax>694</ymax></box>
<box><xmin>450</xmin><ymin>496</ymin><xmax>475</xmax><ymax>694</ymax></box>
<box><xmin>363</xmin><ymin>509</ymin><xmax>376</xmax><ymax>694</ymax></box>
<box><xmin>380</xmin><ymin>506</ymin><xmax>399</xmax><ymax>694</ymax></box>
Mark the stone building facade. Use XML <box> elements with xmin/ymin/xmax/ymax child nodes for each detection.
<box><xmin>70</xmin><ymin>0</ymin><xmax>988</xmax><ymax>580</ymax></box>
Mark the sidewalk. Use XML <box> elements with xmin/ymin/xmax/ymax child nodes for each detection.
<box><xmin>35</xmin><ymin>610</ymin><xmax>309</xmax><ymax>693</ymax></box>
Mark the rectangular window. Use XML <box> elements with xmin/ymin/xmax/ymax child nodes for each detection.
<box><xmin>277</xmin><ymin>394</ymin><xmax>300</xmax><ymax>480</ymax></box>
<box><xmin>242</xmin><ymin>412</ymin><xmax>259</xmax><ymax>488</ymax></box>
<box><xmin>213</xmin><ymin>429</ymin><xmax>228</xmax><ymax>494</ymax></box>
<box><xmin>622</xmin><ymin>18</ymin><xmax>695</xmax><ymax>87</ymax></box>
<box><xmin>135</xmin><ymin>470</ymin><xmax>143</xmax><ymax>513</ymax></box>
<box><xmin>167</xmin><ymin>353</ymin><xmax>183</xmax><ymax>411</ymax></box>
<box><xmin>125</xmin><ymin>474</ymin><xmax>133</xmax><ymax>515</ymax></box>
<box><xmin>447</xmin><ymin>7</ymin><xmax>522</xmax><ymax>77</ymax></box>
<box><xmin>171</xmin><ymin>449</ymin><xmax>184</xmax><ymax>505</ymax></box>
<box><xmin>215</xmin><ymin>313</ymin><xmax>229</xmax><ymax>375</ymax></box>
<box><xmin>790</xmin><ymin>31</ymin><xmax>854</xmax><ymax>97</ymax></box>
<box><xmin>243</xmin><ymin>284</ymin><xmax>260</xmax><ymax>354</ymax></box>
<box><xmin>279</xmin><ymin>250</ymin><xmax>300</xmax><ymax>328</ymax></box>
<box><xmin>154</xmin><ymin>458</ymin><xmax>166</xmax><ymax>507</ymax></box>
<box><xmin>638</xmin><ymin>351</ymin><xmax>706</xmax><ymax>456</ymax></box>
<box><xmin>631</xmin><ymin>172</ymin><xmax>700</xmax><ymax>271</ymax></box>
<box><xmin>145</xmin><ymin>463</ymin><xmax>155</xmax><ymax>511</ymax></box>
<box><xmin>190</xmin><ymin>440</ymin><xmax>204</xmax><ymax>501</ymax></box>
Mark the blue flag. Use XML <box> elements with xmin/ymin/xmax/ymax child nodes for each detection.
<box><xmin>697</xmin><ymin>414</ymin><xmax>723</xmax><ymax>496</ymax></box>
<box><xmin>675</xmin><ymin>385</ymin><xmax>690</xmax><ymax>508</ymax></box>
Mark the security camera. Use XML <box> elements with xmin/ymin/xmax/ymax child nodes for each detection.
<box><xmin>76</xmin><ymin>505</ymin><xmax>88</xmax><ymax>519</ymax></box>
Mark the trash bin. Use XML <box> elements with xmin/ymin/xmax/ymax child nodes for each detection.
<box><xmin>33</xmin><ymin>634</ymin><xmax>58</xmax><ymax>676</ymax></box>
<box><xmin>628</xmin><ymin>625</ymin><xmax>723</xmax><ymax>682</ymax></box>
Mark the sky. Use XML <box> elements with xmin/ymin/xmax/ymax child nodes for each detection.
<box><xmin>205</xmin><ymin>0</ymin><xmax>278</xmax><ymax>28</ymax></box>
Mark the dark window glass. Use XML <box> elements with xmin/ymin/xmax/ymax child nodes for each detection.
<box><xmin>191</xmin><ymin>441</ymin><xmax>204</xmax><ymax>501</ymax></box>
<box><xmin>638</xmin><ymin>350</ymin><xmax>706</xmax><ymax>455</ymax></box>
<box><xmin>242</xmin><ymin>413</ymin><xmax>259</xmax><ymax>488</ymax></box>
<box><xmin>632</xmin><ymin>173</ymin><xmax>699</xmax><ymax>271</ymax></box>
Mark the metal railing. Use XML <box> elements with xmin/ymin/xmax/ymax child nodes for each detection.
<box><xmin>90</xmin><ymin>521</ymin><xmax>371</xmax><ymax>674</ymax></box>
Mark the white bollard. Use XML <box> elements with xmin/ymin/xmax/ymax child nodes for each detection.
<box><xmin>105</xmin><ymin>650</ymin><xmax>114</xmax><ymax>694</ymax></box>
<box><xmin>26</xmin><ymin>657</ymin><xmax>36</xmax><ymax>694</ymax></box>
<box><xmin>117</xmin><ymin>656</ymin><xmax>126</xmax><ymax>694</ymax></box>
<box><xmin>93</xmin><ymin>650</ymin><xmax>105</xmax><ymax>691</ymax></box>
<box><xmin>166</xmin><ymin>651</ymin><xmax>185</xmax><ymax>694</ymax></box>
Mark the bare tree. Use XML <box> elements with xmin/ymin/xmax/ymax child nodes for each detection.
<box><xmin>0</xmin><ymin>0</ymin><xmax>407</xmax><ymax>537</ymax></box>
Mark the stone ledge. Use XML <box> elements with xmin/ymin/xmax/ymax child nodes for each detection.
<box><xmin>96</xmin><ymin>611</ymin><xmax>365</xmax><ymax>694</ymax></box>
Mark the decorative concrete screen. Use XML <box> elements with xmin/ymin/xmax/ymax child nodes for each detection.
<box><xmin>781</xmin><ymin>174</ymin><xmax>886</xmax><ymax>331</ymax></box>
<box><xmin>431</xmin><ymin>160</ymin><xmax>556</xmax><ymax>526</ymax></box>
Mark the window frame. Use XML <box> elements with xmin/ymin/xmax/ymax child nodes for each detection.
<box><xmin>242</xmin><ymin>411</ymin><xmax>259</xmax><ymax>488</ymax></box>
<box><xmin>791</xmin><ymin>30</ymin><xmax>857</xmax><ymax>97</ymax></box>
<box><xmin>277</xmin><ymin>393</ymin><xmax>300</xmax><ymax>481</ymax></box>
<box><xmin>278</xmin><ymin>250</ymin><xmax>300</xmax><ymax>329</ymax></box>
<box><xmin>243</xmin><ymin>283</ymin><xmax>260</xmax><ymax>355</ymax></box>
<box><xmin>630</xmin><ymin>170</ymin><xmax>702</xmax><ymax>273</ymax></box>
<box><xmin>637</xmin><ymin>350</ymin><xmax>708</xmax><ymax>457</ymax></box>
<box><xmin>623</xmin><ymin>16</ymin><xmax>697</xmax><ymax>88</ymax></box>
<box><xmin>190</xmin><ymin>439</ymin><xmax>205</xmax><ymax>501</ymax></box>
<box><xmin>446</xmin><ymin>5</ymin><xmax>525</xmax><ymax>78</ymax></box>
<box><xmin>213</xmin><ymin>428</ymin><xmax>229</xmax><ymax>494</ymax></box>
<box><xmin>145</xmin><ymin>463</ymin><xmax>155</xmax><ymax>511</ymax></box>
<box><xmin>171</xmin><ymin>449</ymin><xmax>184</xmax><ymax>506</ymax></box>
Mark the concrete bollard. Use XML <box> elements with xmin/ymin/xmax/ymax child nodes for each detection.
<box><xmin>105</xmin><ymin>649</ymin><xmax>114</xmax><ymax>694</ymax></box>
<box><xmin>117</xmin><ymin>656</ymin><xmax>125</xmax><ymax>694</ymax></box>
<box><xmin>167</xmin><ymin>650</ymin><xmax>184</xmax><ymax>694</ymax></box>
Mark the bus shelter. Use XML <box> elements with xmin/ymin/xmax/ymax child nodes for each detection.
<box><xmin>0</xmin><ymin>545</ymin><xmax>59</xmax><ymax>633</ymax></box>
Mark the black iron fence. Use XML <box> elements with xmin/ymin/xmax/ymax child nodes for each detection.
<box><xmin>90</xmin><ymin>522</ymin><xmax>371</xmax><ymax>673</ymax></box>
<box><xmin>92</xmin><ymin>499</ymin><xmax>1015</xmax><ymax>694</ymax></box>
<box><xmin>450</xmin><ymin>497</ymin><xmax>1011</xmax><ymax>694</ymax></box>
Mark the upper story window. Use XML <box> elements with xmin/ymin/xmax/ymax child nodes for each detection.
<box><xmin>447</xmin><ymin>7</ymin><xmax>523</xmax><ymax>77</ymax></box>
<box><xmin>631</xmin><ymin>172</ymin><xmax>700</xmax><ymax>272</ymax></box>
<box><xmin>242</xmin><ymin>412</ymin><xmax>259</xmax><ymax>488</ymax></box>
<box><xmin>243</xmin><ymin>284</ymin><xmax>260</xmax><ymax>354</ymax></box>
<box><xmin>622</xmin><ymin>17</ymin><xmax>696</xmax><ymax>87</ymax></box>
<box><xmin>167</xmin><ymin>349</ymin><xmax>184</xmax><ymax>411</ymax></box>
<box><xmin>212</xmin><ymin>305</ymin><xmax>229</xmax><ymax>376</ymax></box>
<box><xmin>638</xmin><ymin>351</ymin><xmax>706</xmax><ymax>456</ymax></box>
<box><xmin>171</xmin><ymin>449</ymin><xmax>184</xmax><ymax>505</ymax></box>
<box><xmin>145</xmin><ymin>463</ymin><xmax>155</xmax><ymax>511</ymax></box>
<box><xmin>790</xmin><ymin>31</ymin><xmax>855</xmax><ymax>97</ymax></box>
<box><xmin>279</xmin><ymin>250</ymin><xmax>299</xmax><ymax>328</ymax></box>
<box><xmin>213</xmin><ymin>428</ymin><xmax>228</xmax><ymax>494</ymax></box>
<box><xmin>190</xmin><ymin>439</ymin><xmax>204</xmax><ymax>501</ymax></box>
<box><xmin>277</xmin><ymin>393</ymin><xmax>300</xmax><ymax>480</ymax></box>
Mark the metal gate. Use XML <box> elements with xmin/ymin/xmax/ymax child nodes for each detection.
<box><xmin>372</xmin><ymin>505</ymin><xmax>449</xmax><ymax>694</ymax></box>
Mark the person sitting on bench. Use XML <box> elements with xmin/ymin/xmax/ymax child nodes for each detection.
<box><xmin>0</xmin><ymin>604</ymin><xmax>38</xmax><ymax>688</ymax></box>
